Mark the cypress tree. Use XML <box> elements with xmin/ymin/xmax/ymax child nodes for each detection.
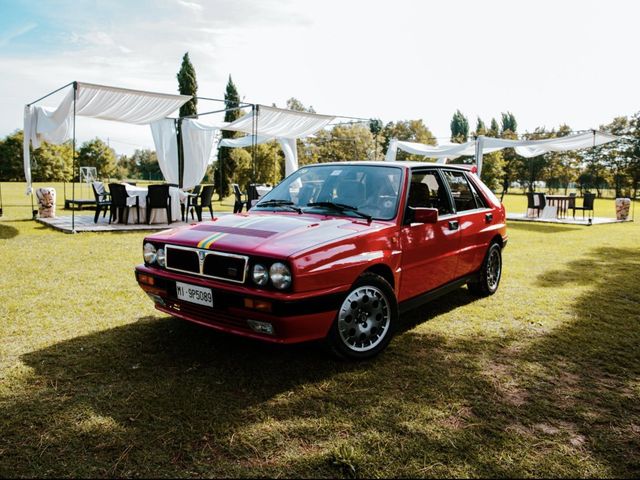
<box><xmin>214</xmin><ymin>76</ymin><xmax>242</xmax><ymax>198</ymax></box>
<box><xmin>450</xmin><ymin>110</ymin><xmax>469</xmax><ymax>143</ymax></box>
<box><xmin>177</xmin><ymin>52</ymin><xmax>198</xmax><ymax>117</ymax></box>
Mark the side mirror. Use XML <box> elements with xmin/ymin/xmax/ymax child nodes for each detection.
<box><xmin>409</xmin><ymin>207</ymin><xmax>438</xmax><ymax>224</ymax></box>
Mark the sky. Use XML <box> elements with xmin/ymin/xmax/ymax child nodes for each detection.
<box><xmin>0</xmin><ymin>0</ymin><xmax>638</xmax><ymax>155</ymax></box>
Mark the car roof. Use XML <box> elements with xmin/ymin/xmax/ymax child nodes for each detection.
<box><xmin>303</xmin><ymin>161</ymin><xmax>473</xmax><ymax>171</ymax></box>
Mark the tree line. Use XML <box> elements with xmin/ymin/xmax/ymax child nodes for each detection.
<box><xmin>1</xmin><ymin>52</ymin><xmax>638</xmax><ymax>199</ymax></box>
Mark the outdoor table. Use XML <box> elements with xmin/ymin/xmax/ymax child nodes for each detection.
<box><xmin>122</xmin><ymin>184</ymin><xmax>184</xmax><ymax>224</ymax></box>
<box><xmin>545</xmin><ymin>195</ymin><xmax>573</xmax><ymax>219</ymax></box>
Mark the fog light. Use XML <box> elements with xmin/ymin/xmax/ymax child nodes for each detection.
<box><xmin>247</xmin><ymin>319</ymin><xmax>274</xmax><ymax>335</ymax></box>
<box><xmin>146</xmin><ymin>293</ymin><xmax>165</xmax><ymax>305</ymax></box>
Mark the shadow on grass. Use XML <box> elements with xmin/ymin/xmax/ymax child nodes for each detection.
<box><xmin>507</xmin><ymin>221</ymin><xmax>582</xmax><ymax>234</ymax></box>
<box><xmin>2</xmin><ymin>249</ymin><xmax>639</xmax><ymax>477</ymax></box>
<box><xmin>0</xmin><ymin>223</ymin><xmax>19</xmax><ymax>239</ymax></box>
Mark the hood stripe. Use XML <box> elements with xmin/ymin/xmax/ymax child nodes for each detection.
<box><xmin>197</xmin><ymin>217</ymin><xmax>265</xmax><ymax>249</ymax></box>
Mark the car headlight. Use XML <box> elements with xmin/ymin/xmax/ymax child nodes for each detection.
<box><xmin>269</xmin><ymin>262</ymin><xmax>292</xmax><ymax>290</ymax></box>
<box><xmin>252</xmin><ymin>263</ymin><xmax>269</xmax><ymax>286</ymax></box>
<box><xmin>156</xmin><ymin>248</ymin><xmax>166</xmax><ymax>267</ymax></box>
<box><xmin>143</xmin><ymin>242</ymin><xmax>157</xmax><ymax>264</ymax></box>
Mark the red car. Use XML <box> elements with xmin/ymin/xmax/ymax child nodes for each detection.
<box><xmin>136</xmin><ymin>162</ymin><xmax>507</xmax><ymax>359</ymax></box>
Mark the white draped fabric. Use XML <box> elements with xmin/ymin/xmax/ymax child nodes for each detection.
<box><xmin>23</xmin><ymin>82</ymin><xmax>191</xmax><ymax>193</ymax></box>
<box><xmin>219</xmin><ymin>135</ymin><xmax>273</xmax><ymax>148</ymax></box>
<box><xmin>219</xmin><ymin>106</ymin><xmax>334</xmax><ymax>177</ymax></box>
<box><xmin>181</xmin><ymin>119</ymin><xmax>222</xmax><ymax>189</ymax></box>
<box><xmin>224</xmin><ymin>105</ymin><xmax>335</xmax><ymax>139</ymax></box>
<box><xmin>277</xmin><ymin>138</ymin><xmax>298</xmax><ymax>178</ymax></box>
<box><xmin>386</xmin><ymin>131</ymin><xmax>620</xmax><ymax>175</ymax></box>
<box><xmin>150</xmin><ymin>119</ymin><xmax>180</xmax><ymax>186</ymax></box>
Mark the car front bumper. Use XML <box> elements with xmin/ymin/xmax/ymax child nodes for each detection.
<box><xmin>135</xmin><ymin>265</ymin><xmax>345</xmax><ymax>344</ymax></box>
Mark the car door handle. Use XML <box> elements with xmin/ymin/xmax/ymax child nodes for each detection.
<box><xmin>485</xmin><ymin>213</ymin><xmax>493</xmax><ymax>223</ymax></box>
<box><xmin>448</xmin><ymin>220</ymin><xmax>459</xmax><ymax>230</ymax></box>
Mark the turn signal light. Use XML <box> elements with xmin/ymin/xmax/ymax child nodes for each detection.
<box><xmin>243</xmin><ymin>298</ymin><xmax>273</xmax><ymax>312</ymax></box>
<box><xmin>138</xmin><ymin>274</ymin><xmax>155</xmax><ymax>286</ymax></box>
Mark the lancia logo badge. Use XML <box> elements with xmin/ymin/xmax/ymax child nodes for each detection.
<box><xmin>198</xmin><ymin>251</ymin><xmax>206</xmax><ymax>261</ymax></box>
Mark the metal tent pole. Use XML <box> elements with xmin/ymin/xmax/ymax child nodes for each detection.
<box><xmin>177</xmin><ymin>118</ymin><xmax>184</xmax><ymax>188</ymax></box>
<box><xmin>72</xmin><ymin>82</ymin><xmax>77</xmax><ymax>233</ymax></box>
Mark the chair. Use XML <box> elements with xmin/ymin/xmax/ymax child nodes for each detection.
<box><xmin>91</xmin><ymin>181</ymin><xmax>111</xmax><ymax>223</ymax></box>
<box><xmin>187</xmin><ymin>185</ymin><xmax>215</xmax><ymax>222</ymax></box>
<box><xmin>572</xmin><ymin>192</ymin><xmax>595</xmax><ymax>219</ymax></box>
<box><xmin>146</xmin><ymin>184</ymin><xmax>172</xmax><ymax>224</ymax></box>
<box><xmin>526</xmin><ymin>192</ymin><xmax>545</xmax><ymax>217</ymax></box>
<box><xmin>108</xmin><ymin>183</ymin><xmax>140</xmax><ymax>224</ymax></box>
<box><xmin>232</xmin><ymin>184</ymin><xmax>247</xmax><ymax>213</ymax></box>
<box><xmin>181</xmin><ymin>185</ymin><xmax>202</xmax><ymax>221</ymax></box>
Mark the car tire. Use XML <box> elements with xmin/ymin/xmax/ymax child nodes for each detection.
<box><xmin>468</xmin><ymin>242</ymin><xmax>502</xmax><ymax>296</ymax></box>
<box><xmin>326</xmin><ymin>272</ymin><xmax>398</xmax><ymax>360</ymax></box>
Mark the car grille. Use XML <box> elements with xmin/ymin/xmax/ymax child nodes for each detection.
<box><xmin>165</xmin><ymin>245</ymin><xmax>248</xmax><ymax>283</ymax></box>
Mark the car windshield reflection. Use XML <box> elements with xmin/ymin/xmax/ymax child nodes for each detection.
<box><xmin>253</xmin><ymin>164</ymin><xmax>403</xmax><ymax>221</ymax></box>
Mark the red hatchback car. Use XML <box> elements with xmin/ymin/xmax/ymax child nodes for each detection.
<box><xmin>136</xmin><ymin>162</ymin><xmax>507</xmax><ymax>359</ymax></box>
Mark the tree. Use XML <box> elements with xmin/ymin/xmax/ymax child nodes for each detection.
<box><xmin>76</xmin><ymin>138</ymin><xmax>117</xmax><ymax>180</ymax></box>
<box><xmin>128</xmin><ymin>149</ymin><xmax>162</xmax><ymax>180</ymax></box>
<box><xmin>301</xmin><ymin>124</ymin><xmax>375</xmax><ymax>164</ymax></box>
<box><xmin>286</xmin><ymin>97</ymin><xmax>315</xmax><ymax>113</ymax></box>
<box><xmin>0</xmin><ymin>130</ymin><xmax>26</xmax><ymax>181</ymax></box>
<box><xmin>474</xmin><ymin>117</ymin><xmax>487</xmax><ymax>137</ymax></box>
<box><xmin>177</xmin><ymin>52</ymin><xmax>198</xmax><ymax>117</ymax></box>
<box><xmin>628</xmin><ymin>112</ymin><xmax>640</xmax><ymax>198</ymax></box>
<box><xmin>499</xmin><ymin>112</ymin><xmax>518</xmax><ymax>200</ymax></box>
<box><xmin>214</xmin><ymin>76</ymin><xmax>242</xmax><ymax>198</ymax></box>
<box><xmin>450</xmin><ymin>110</ymin><xmax>469</xmax><ymax>143</ymax></box>
<box><xmin>369</xmin><ymin>118</ymin><xmax>383</xmax><ymax>160</ymax></box>
<box><xmin>382</xmin><ymin>120</ymin><xmax>436</xmax><ymax>161</ymax></box>
<box><xmin>31</xmin><ymin>141</ymin><xmax>74</xmax><ymax>182</ymax></box>
<box><xmin>488</xmin><ymin>118</ymin><xmax>500</xmax><ymax>137</ymax></box>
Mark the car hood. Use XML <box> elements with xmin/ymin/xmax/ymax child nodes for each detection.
<box><xmin>148</xmin><ymin>212</ymin><xmax>387</xmax><ymax>259</ymax></box>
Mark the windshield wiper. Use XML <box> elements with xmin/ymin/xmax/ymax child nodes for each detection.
<box><xmin>306</xmin><ymin>201</ymin><xmax>372</xmax><ymax>222</ymax></box>
<box><xmin>255</xmin><ymin>199</ymin><xmax>302</xmax><ymax>214</ymax></box>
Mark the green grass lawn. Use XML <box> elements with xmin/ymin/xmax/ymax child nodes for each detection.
<box><xmin>0</xmin><ymin>183</ymin><xmax>639</xmax><ymax>477</ymax></box>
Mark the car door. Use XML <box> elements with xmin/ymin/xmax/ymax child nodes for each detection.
<box><xmin>398</xmin><ymin>169</ymin><xmax>461</xmax><ymax>302</ymax></box>
<box><xmin>441</xmin><ymin>169</ymin><xmax>493</xmax><ymax>278</ymax></box>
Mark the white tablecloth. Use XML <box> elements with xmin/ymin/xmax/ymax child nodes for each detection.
<box><xmin>121</xmin><ymin>184</ymin><xmax>185</xmax><ymax>224</ymax></box>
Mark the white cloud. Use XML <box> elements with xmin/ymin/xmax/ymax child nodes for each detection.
<box><xmin>0</xmin><ymin>22</ymin><xmax>38</xmax><ymax>47</ymax></box>
<box><xmin>176</xmin><ymin>0</ymin><xmax>203</xmax><ymax>12</ymax></box>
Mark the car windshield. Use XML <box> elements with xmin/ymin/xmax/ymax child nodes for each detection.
<box><xmin>252</xmin><ymin>164</ymin><xmax>403</xmax><ymax>221</ymax></box>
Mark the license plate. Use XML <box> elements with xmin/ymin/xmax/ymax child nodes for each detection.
<box><xmin>175</xmin><ymin>281</ymin><xmax>214</xmax><ymax>307</ymax></box>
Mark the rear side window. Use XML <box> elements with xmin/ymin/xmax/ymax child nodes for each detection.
<box><xmin>407</xmin><ymin>170</ymin><xmax>453</xmax><ymax>215</ymax></box>
<box><xmin>443</xmin><ymin>170</ymin><xmax>480</xmax><ymax>212</ymax></box>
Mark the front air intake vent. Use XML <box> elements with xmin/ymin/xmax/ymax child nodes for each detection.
<box><xmin>165</xmin><ymin>245</ymin><xmax>248</xmax><ymax>284</ymax></box>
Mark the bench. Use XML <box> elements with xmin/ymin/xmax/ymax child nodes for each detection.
<box><xmin>64</xmin><ymin>199</ymin><xmax>97</xmax><ymax>210</ymax></box>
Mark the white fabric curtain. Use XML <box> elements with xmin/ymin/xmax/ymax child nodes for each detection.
<box><xmin>277</xmin><ymin>138</ymin><xmax>298</xmax><ymax>177</ymax></box>
<box><xmin>385</xmin><ymin>138</ymin><xmax>487</xmax><ymax>161</ymax></box>
<box><xmin>223</xmin><ymin>105</ymin><xmax>335</xmax><ymax>138</ymax></box>
<box><xmin>150</xmin><ymin>119</ymin><xmax>180</xmax><ymax>186</ymax></box>
<box><xmin>181</xmin><ymin>119</ymin><xmax>222</xmax><ymax>189</ymax></box>
<box><xmin>23</xmin><ymin>82</ymin><xmax>191</xmax><ymax>193</ymax></box>
<box><xmin>219</xmin><ymin>135</ymin><xmax>273</xmax><ymax>148</ymax></box>
<box><xmin>387</xmin><ymin>132</ymin><xmax>620</xmax><ymax>175</ymax></box>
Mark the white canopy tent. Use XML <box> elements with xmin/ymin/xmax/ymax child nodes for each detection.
<box><xmin>385</xmin><ymin>131</ymin><xmax>620</xmax><ymax>175</ymax></box>
<box><xmin>24</xmin><ymin>81</ymin><xmax>191</xmax><ymax>230</ymax></box>
<box><xmin>219</xmin><ymin>105</ymin><xmax>336</xmax><ymax>178</ymax></box>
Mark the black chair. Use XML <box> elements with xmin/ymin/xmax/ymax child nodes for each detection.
<box><xmin>146</xmin><ymin>184</ymin><xmax>172</xmax><ymax>224</ymax></box>
<box><xmin>182</xmin><ymin>185</ymin><xmax>202</xmax><ymax>221</ymax></box>
<box><xmin>108</xmin><ymin>183</ymin><xmax>140</xmax><ymax>224</ymax></box>
<box><xmin>232</xmin><ymin>184</ymin><xmax>247</xmax><ymax>213</ymax></box>
<box><xmin>527</xmin><ymin>192</ymin><xmax>545</xmax><ymax>217</ymax></box>
<box><xmin>189</xmin><ymin>185</ymin><xmax>215</xmax><ymax>222</ymax></box>
<box><xmin>91</xmin><ymin>181</ymin><xmax>111</xmax><ymax>223</ymax></box>
<box><xmin>572</xmin><ymin>192</ymin><xmax>595</xmax><ymax>219</ymax></box>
